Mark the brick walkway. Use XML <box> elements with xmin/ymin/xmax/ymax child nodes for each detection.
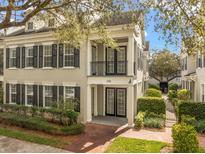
<box><xmin>0</xmin><ymin>136</ymin><xmax>69</xmax><ymax>153</ymax></box>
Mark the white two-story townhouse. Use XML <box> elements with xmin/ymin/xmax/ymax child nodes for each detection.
<box><xmin>2</xmin><ymin>12</ymin><xmax>148</xmax><ymax>126</ymax></box>
<box><xmin>180</xmin><ymin>51</ymin><xmax>205</xmax><ymax>102</ymax></box>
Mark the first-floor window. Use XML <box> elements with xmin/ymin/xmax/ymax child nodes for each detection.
<box><xmin>26</xmin><ymin>85</ymin><xmax>34</xmax><ymax>106</ymax></box>
<box><xmin>44</xmin><ymin>45</ymin><xmax>52</xmax><ymax>67</ymax></box>
<box><xmin>44</xmin><ymin>86</ymin><xmax>53</xmax><ymax>107</ymax></box>
<box><xmin>10</xmin><ymin>84</ymin><xmax>16</xmax><ymax>104</ymax></box>
<box><xmin>65</xmin><ymin>87</ymin><xmax>75</xmax><ymax>100</ymax></box>
<box><xmin>202</xmin><ymin>84</ymin><xmax>205</xmax><ymax>102</ymax></box>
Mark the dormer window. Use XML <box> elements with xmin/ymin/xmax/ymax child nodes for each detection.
<box><xmin>48</xmin><ymin>18</ymin><xmax>55</xmax><ymax>27</ymax></box>
<box><xmin>28</xmin><ymin>22</ymin><xmax>33</xmax><ymax>30</ymax></box>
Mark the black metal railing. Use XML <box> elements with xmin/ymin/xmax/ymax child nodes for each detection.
<box><xmin>91</xmin><ymin>61</ymin><xmax>127</xmax><ymax>76</ymax></box>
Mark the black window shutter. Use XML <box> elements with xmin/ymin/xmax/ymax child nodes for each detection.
<box><xmin>33</xmin><ymin>85</ymin><xmax>38</xmax><ymax>106</ymax></box>
<box><xmin>52</xmin><ymin>86</ymin><xmax>58</xmax><ymax>103</ymax></box>
<box><xmin>6</xmin><ymin>83</ymin><xmax>9</xmax><ymax>103</ymax></box>
<box><xmin>74</xmin><ymin>48</ymin><xmax>80</xmax><ymax>67</ymax></box>
<box><xmin>39</xmin><ymin>45</ymin><xmax>43</xmax><ymax>68</ymax></box>
<box><xmin>52</xmin><ymin>44</ymin><xmax>57</xmax><ymax>68</ymax></box>
<box><xmin>6</xmin><ymin>48</ymin><xmax>10</xmax><ymax>68</ymax></box>
<box><xmin>75</xmin><ymin>86</ymin><xmax>80</xmax><ymax>112</ymax></box>
<box><xmin>59</xmin><ymin>86</ymin><xmax>64</xmax><ymax>101</ymax></box>
<box><xmin>16</xmin><ymin>47</ymin><xmax>21</xmax><ymax>68</ymax></box>
<box><xmin>22</xmin><ymin>47</ymin><xmax>25</xmax><ymax>68</ymax></box>
<box><xmin>59</xmin><ymin>44</ymin><xmax>64</xmax><ymax>68</ymax></box>
<box><xmin>39</xmin><ymin>85</ymin><xmax>43</xmax><ymax>107</ymax></box>
<box><xmin>21</xmin><ymin>84</ymin><xmax>25</xmax><ymax>105</ymax></box>
<box><xmin>33</xmin><ymin>46</ymin><xmax>38</xmax><ymax>68</ymax></box>
<box><xmin>16</xmin><ymin>84</ymin><xmax>21</xmax><ymax>105</ymax></box>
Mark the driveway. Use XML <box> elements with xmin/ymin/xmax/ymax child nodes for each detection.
<box><xmin>0</xmin><ymin>136</ymin><xmax>70</xmax><ymax>153</ymax></box>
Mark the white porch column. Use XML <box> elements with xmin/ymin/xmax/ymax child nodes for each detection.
<box><xmin>128</xmin><ymin>36</ymin><xmax>134</xmax><ymax>76</ymax></box>
<box><xmin>87</xmin><ymin>40</ymin><xmax>92</xmax><ymax>76</ymax></box>
<box><xmin>94</xmin><ymin>85</ymin><xmax>98</xmax><ymax>116</ymax></box>
<box><xmin>86</xmin><ymin>84</ymin><xmax>92</xmax><ymax>122</ymax></box>
<box><xmin>127</xmin><ymin>85</ymin><xmax>135</xmax><ymax>126</ymax></box>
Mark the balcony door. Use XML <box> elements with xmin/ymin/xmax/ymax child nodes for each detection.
<box><xmin>106</xmin><ymin>88</ymin><xmax>127</xmax><ymax>117</ymax></box>
<box><xmin>106</xmin><ymin>46</ymin><xmax>126</xmax><ymax>75</ymax></box>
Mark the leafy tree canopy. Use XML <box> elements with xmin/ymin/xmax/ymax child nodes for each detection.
<box><xmin>140</xmin><ymin>0</ymin><xmax>205</xmax><ymax>55</ymax></box>
<box><xmin>149</xmin><ymin>50</ymin><xmax>181</xmax><ymax>82</ymax></box>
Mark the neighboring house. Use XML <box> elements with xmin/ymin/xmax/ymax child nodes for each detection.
<box><xmin>2</xmin><ymin>12</ymin><xmax>149</xmax><ymax>126</ymax></box>
<box><xmin>180</xmin><ymin>52</ymin><xmax>205</xmax><ymax>102</ymax></box>
<box><xmin>149</xmin><ymin>77</ymin><xmax>181</xmax><ymax>86</ymax></box>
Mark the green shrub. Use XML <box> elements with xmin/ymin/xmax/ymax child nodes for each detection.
<box><xmin>134</xmin><ymin>112</ymin><xmax>145</xmax><ymax>129</ymax></box>
<box><xmin>145</xmin><ymin>112</ymin><xmax>165</xmax><ymax>119</ymax></box>
<box><xmin>169</xmin><ymin>83</ymin><xmax>179</xmax><ymax>91</ymax></box>
<box><xmin>137</xmin><ymin>97</ymin><xmax>165</xmax><ymax>114</ymax></box>
<box><xmin>172</xmin><ymin>124</ymin><xmax>199</xmax><ymax>153</ymax></box>
<box><xmin>177</xmin><ymin>89</ymin><xmax>191</xmax><ymax>100</ymax></box>
<box><xmin>181</xmin><ymin>115</ymin><xmax>197</xmax><ymax>127</ymax></box>
<box><xmin>178</xmin><ymin>101</ymin><xmax>205</xmax><ymax>121</ymax></box>
<box><xmin>145</xmin><ymin>88</ymin><xmax>162</xmax><ymax>98</ymax></box>
<box><xmin>196</xmin><ymin>120</ymin><xmax>205</xmax><ymax>134</ymax></box>
<box><xmin>0</xmin><ymin>104</ymin><xmax>79</xmax><ymax>126</ymax></box>
<box><xmin>168</xmin><ymin>90</ymin><xmax>177</xmax><ymax>100</ymax></box>
<box><xmin>148</xmin><ymin>84</ymin><xmax>160</xmax><ymax>90</ymax></box>
<box><xmin>143</xmin><ymin>117</ymin><xmax>165</xmax><ymax>129</ymax></box>
<box><xmin>0</xmin><ymin>112</ymin><xmax>84</xmax><ymax>135</ymax></box>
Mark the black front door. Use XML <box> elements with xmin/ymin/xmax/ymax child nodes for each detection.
<box><xmin>106</xmin><ymin>88</ymin><xmax>127</xmax><ymax>117</ymax></box>
<box><xmin>106</xmin><ymin>46</ymin><xmax>127</xmax><ymax>75</ymax></box>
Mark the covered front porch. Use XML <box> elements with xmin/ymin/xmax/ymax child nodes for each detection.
<box><xmin>86</xmin><ymin>83</ymin><xmax>137</xmax><ymax>127</ymax></box>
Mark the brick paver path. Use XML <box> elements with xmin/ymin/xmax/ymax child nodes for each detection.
<box><xmin>0</xmin><ymin>136</ymin><xmax>70</xmax><ymax>153</ymax></box>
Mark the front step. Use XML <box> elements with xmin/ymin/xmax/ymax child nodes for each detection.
<box><xmin>165</xmin><ymin>119</ymin><xmax>176</xmax><ymax>127</ymax></box>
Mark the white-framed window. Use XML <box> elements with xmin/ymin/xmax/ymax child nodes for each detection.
<box><xmin>10</xmin><ymin>84</ymin><xmax>16</xmax><ymax>104</ymax></box>
<box><xmin>64</xmin><ymin>87</ymin><xmax>75</xmax><ymax>100</ymax></box>
<box><xmin>9</xmin><ymin>48</ymin><xmax>16</xmax><ymax>67</ymax></box>
<box><xmin>48</xmin><ymin>18</ymin><xmax>55</xmax><ymax>27</ymax></box>
<box><xmin>64</xmin><ymin>45</ymin><xmax>74</xmax><ymax>67</ymax></box>
<box><xmin>44</xmin><ymin>86</ymin><xmax>53</xmax><ymax>107</ymax></box>
<box><xmin>26</xmin><ymin>47</ymin><xmax>33</xmax><ymax>67</ymax></box>
<box><xmin>201</xmin><ymin>84</ymin><xmax>205</xmax><ymax>102</ymax></box>
<box><xmin>28</xmin><ymin>22</ymin><xmax>33</xmax><ymax>30</ymax></box>
<box><xmin>26</xmin><ymin>85</ymin><xmax>34</xmax><ymax>106</ymax></box>
<box><xmin>44</xmin><ymin>45</ymin><xmax>52</xmax><ymax>67</ymax></box>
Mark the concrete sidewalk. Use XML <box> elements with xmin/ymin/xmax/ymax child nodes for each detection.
<box><xmin>0</xmin><ymin>136</ymin><xmax>70</xmax><ymax>153</ymax></box>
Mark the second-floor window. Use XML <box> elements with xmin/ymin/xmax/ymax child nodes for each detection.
<box><xmin>44</xmin><ymin>45</ymin><xmax>52</xmax><ymax>67</ymax></box>
<box><xmin>9</xmin><ymin>49</ymin><xmax>16</xmax><ymax>67</ymax></box>
<box><xmin>44</xmin><ymin>86</ymin><xmax>53</xmax><ymax>107</ymax></box>
<box><xmin>64</xmin><ymin>45</ymin><xmax>74</xmax><ymax>67</ymax></box>
<box><xmin>28</xmin><ymin>22</ymin><xmax>33</xmax><ymax>30</ymax></box>
<box><xmin>26</xmin><ymin>47</ymin><xmax>33</xmax><ymax>67</ymax></box>
<box><xmin>26</xmin><ymin>85</ymin><xmax>34</xmax><ymax>106</ymax></box>
<box><xmin>10</xmin><ymin>84</ymin><xmax>16</xmax><ymax>104</ymax></box>
<box><xmin>48</xmin><ymin>18</ymin><xmax>55</xmax><ymax>27</ymax></box>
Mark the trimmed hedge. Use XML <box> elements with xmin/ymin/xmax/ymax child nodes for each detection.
<box><xmin>0</xmin><ymin>104</ymin><xmax>79</xmax><ymax>126</ymax></box>
<box><xmin>169</xmin><ymin>83</ymin><xmax>178</xmax><ymax>91</ymax></box>
<box><xmin>137</xmin><ymin>97</ymin><xmax>165</xmax><ymax>114</ymax></box>
<box><xmin>177</xmin><ymin>89</ymin><xmax>191</xmax><ymax>100</ymax></box>
<box><xmin>134</xmin><ymin>111</ymin><xmax>145</xmax><ymax>129</ymax></box>
<box><xmin>178</xmin><ymin>101</ymin><xmax>205</xmax><ymax>121</ymax></box>
<box><xmin>168</xmin><ymin>90</ymin><xmax>177</xmax><ymax>100</ymax></box>
<box><xmin>145</xmin><ymin>88</ymin><xmax>162</xmax><ymax>98</ymax></box>
<box><xmin>148</xmin><ymin>84</ymin><xmax>160</xmax><ymax>90</ymax></box>
<box><xmin>172</xmin><ymin>124</ymin><xmax>199</xmax><ymax>153</ymax></box>
<box><xmin>0</xmin><ymin>112</ymin><xmax>84</xmax><ymax>135</ymax></box>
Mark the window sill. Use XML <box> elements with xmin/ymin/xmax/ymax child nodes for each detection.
<box><xmin>24</xmin><ymin>67</ymin><xmax>34</xmax><ymax>70</ymax></box>
<box><xmin>62</xmin><ymin>66</ymin><xmax>76</xmax><ymax>69</ymax></box>
<box><xmin>8</xmin><ymin>67</ymin><xmax>17</xmax><ymax>70</ymax></box>
<box><xmin>9</xmin><ymin>102</ymin><xmax>16</xmax><ymax>105</ymax></box>
<box><xmin>42</xmin><ymin>67</ymin><xmax>53</xmax><ymax>70</ymax></box>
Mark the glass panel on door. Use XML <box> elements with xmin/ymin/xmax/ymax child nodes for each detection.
<box><xmin>106</xmin><ymin>88</ymin><xmax>115</xmax><ymax>115</ymax></box>
<box><xmin>106</xmin><ymin>48</ymin><xmax>115</xmax><ymax>74</ymax></box>
<box><xmin>116</xmin><ymin>89</ymin><xmax>126</xmax><ymax>117</ymax></box>
<box><xmin>116</xmin><ymin>47</ymin><xmax>126</xmax><ymax>74</ymax></box>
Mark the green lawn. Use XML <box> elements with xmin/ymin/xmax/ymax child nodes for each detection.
<box><xmin>0</xmin><ymin>127</ymin><xmax>67</xmax><ymax>148</ymax></box>
<box><xmin>106</xmin><ymin>137</ymin><xmax>167</xmax><ymax>153</ymax></box>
